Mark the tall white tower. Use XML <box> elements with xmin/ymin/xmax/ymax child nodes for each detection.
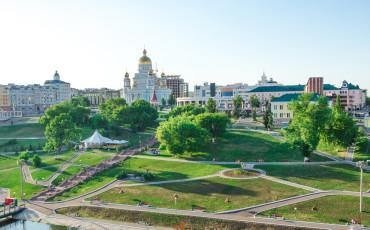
<box><xmin>124</xmin><ymin>72</ymin><xmax>131</xmax><ymax>89</ymax></box>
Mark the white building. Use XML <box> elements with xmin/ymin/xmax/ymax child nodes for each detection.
<box><xmin>0</xmin><ymin>71</ymin><xmax>71</xmax><ymax>119</ymax></box>
<box><xmin>123</xmin><ymin>49</ymin><xmax>172</xmax><ymax>104</ymax></box>
<box><xmin>44</xmin><ymin>71</ymin><xmax>71</xmax><ymax>103</ymax></box>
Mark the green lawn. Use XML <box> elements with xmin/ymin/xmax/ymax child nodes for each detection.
<box><xmin>155</xmin><ymin>131</ymin><xmax>330</xmax><ymax>162</ymax></box>
<box><xmin>0</xmin><ymin>155</ymin><xmax>18</xmax><ymax>170</ymax></box>
<box><xmin>317</xmin><ymin>141</ymin><xmax>370</xmax><ymax>161</ymax></box>
<box><xmin>90</xmin><ymin>177</ymin><xmax>307</xmax><ymax>212</ymax></box>
<box><xmin>73</xmin><ymin>150</ymin><xmax>116</xmax><ymax>167</ymax></box>
<box><xmin>260</xmin><ymin>196</ymin><xmax>370</xmax><ymax>226</ymax></box>
<box><xmin>0</xmin><ymin>123</ymin><xmax>44</xmax><ymax>138</ymax></box>
<box><xmin>256</xmin><ymin>164</ymin><xmax>370</xmax><ymax>192</ymax></box>
<box><xmin>30</xmin><ymin>150</ymin><xmax>77</xmax><ymax>181</ymax></box>
<box><xmin>0</xmin><ymin>139</ymin><xmax>46</xmax><ymax>152</ymax></box>
<box><xmin>0</xmin><ymin>167</ymin><xmax>43</xmax><ymax>199</ymax></box>
<box><xmin>50</xmin><ymin>158</ymin><xmax>236</xmax><ymax>201</ymax></box>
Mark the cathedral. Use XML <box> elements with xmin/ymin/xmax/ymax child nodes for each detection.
<box><xmin>123</xmin><ymin>49</ymin><xmax>172</xmax><ymax>104</ymax></box>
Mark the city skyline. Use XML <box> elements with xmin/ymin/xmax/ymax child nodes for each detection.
<box><xmin>0</xmin><ymin>0</ymin><xmax>369</xmax><ymax>90</ymax></box>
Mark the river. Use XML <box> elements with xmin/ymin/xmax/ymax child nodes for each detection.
<box><xmin>0</xmin><ymin>219</ymin><xmax>75</xmax><ymax>230</ymax></box>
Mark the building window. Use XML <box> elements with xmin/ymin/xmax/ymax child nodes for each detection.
<box><xmin>287</xmin><ymin>113</ymin><xmax>290</xmax><ymax>118</ymax></box>
<box><xmin>274</xmin><ymin>105</ymin><xmax>277</xmax><ymax>110</ymax></box>
<box><xmin>280</xmin><ymin>113</ymin><xmax>283</xmax><ymax>118</ymax></box>
<box><xmin>280</xmin><ymin>105</ymin><xmax>283</xmax><ymax>110</ymax></box>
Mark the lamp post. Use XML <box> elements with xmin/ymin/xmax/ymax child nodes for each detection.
<box><xmin>17</xmin><ymin>160</ymin><xmax>23</xmax><ymax>201</ymax></box>
<box><xmin>355</xmin><ymin>160</ymin><xmax>369</xmax><ymax>212</ymax></box>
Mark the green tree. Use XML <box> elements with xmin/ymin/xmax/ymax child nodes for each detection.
<box><xmin>323</xmin><ymin>96</ymin><xmax>357</xmax><ymax>147</ymax></box>
<box><xmin>156</xmin><ymin>116</ymin><xmax>208</xmax><ymax>155</ymax></box>
<box><xmin>285</xmin><ymin>94</ymin><xmax>330</xmax><ymax>159</ymax></box>
<box><xmin>205</xmin><ymin>98</ymin><xmax>217</xmax><ymax>113</ymax></box>
<box><xmin>71</xmin><ymin>96</ymin><xmax>90</xmax><ymax>107</ymax></box>
<box><xmin>355</xmin><ymin>129</ymin><xmax>369</xmax><ymax>153</ymax></box>
<box><xmin>263</xmin><ymin>101</ymin><xmax>273</xmax><ymax>129</ymax></box>
<box><xmin>366</xmin><ymin>97</ymin><xmax>370</xmax><ymax>107</ymax></box>
<box><xmin>167</xmin><ymin>94</ymin><xmax>176</xmax><ymax>108</ymax></box>
<box><xmin>250</xmin><ymin>95</ymin><xmax>260</xmax><ymax>121</ymax></box>
<box><xmin>99</xmin><ymin>98</ymin><xmax>127</xmax><ymax>123</ymax></box>
<box><xmin>44</xmin><ymin>113</ymin><xmax>79</xmax><ymax>153</ymax></box>
<box><xmin>121</xmin><ymin>100</ymin><xmax>158</xmax><ymax>131</ymax></box>
<box><xmin>40</xmin><ymin>101</ymin><xmax>90</xmax><ymax>126</ymax></box>
<box><xmin>32</xmin><ymin>154</ymin><xmax>42</xmax><ymax>167</ymax></box>
<box><xmin>161</xmin><ymin>97</ymin><xmax>167</xmax><ymax>107</ymax></box>
<box><xmin>168</xmin><ymin>104</ymin><xmax>205</xmax><ymax>117</ymax></box>
<box><xmin>19</xmin><ymin>151</ymin><xmax>31</xmax><ymax>161</ymax></box>
<box><xmin>90</xmin><ymin>114</ymin><xmax>109</xmax><ymax>129</ymax></box>
<box><xmin>232</xmin><ymin>95</ymin><xmax>243</xmax><ymax>118</ymax></box>
<box><xmin>195</xmin><ymin>113</ymin><xmax>230</xmax><ymax>142</ymax></box>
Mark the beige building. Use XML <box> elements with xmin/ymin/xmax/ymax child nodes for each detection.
<box><xmin>0</xmin><ymin>71</ymin><xmax>71</xmax><ymax>119</ymax></box>
<box><xmin>78</xmin><ymin>88</ymin><xmax>121</xmax><ymax>107</ymax></box>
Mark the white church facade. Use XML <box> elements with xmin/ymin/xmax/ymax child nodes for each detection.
<box><xmin>123</xmin><ymin>49</ymin><xmax>172</xmax><ymax>104</ymax></box>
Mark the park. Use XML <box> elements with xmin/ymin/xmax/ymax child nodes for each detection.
<box><xmin>0</xmin><ymin>95</ymin><xmax>369</xmax><ymax>229</ymax></box>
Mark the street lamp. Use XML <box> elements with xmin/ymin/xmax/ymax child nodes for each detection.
<box><xmin>355</xmin><ymin>160</ymin><xmax>369</xmax><ymax>212</ymax></box>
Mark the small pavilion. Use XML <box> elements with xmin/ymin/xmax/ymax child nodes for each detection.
<box><xmin>82</xmin><ymin>130</ymin><xmax>128</xmax><ymax>149</ymax></box>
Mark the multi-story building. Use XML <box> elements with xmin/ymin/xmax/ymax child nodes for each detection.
<box><xmin>78</xmin><ymin>88</ymin><xmax>121</xmax><ymax>107</ymax></box>
<box><xmin>193</xmin><ymin>82</ymin><xmax>216</xmax><ymax>98</ymax></box>
<box><xmin>44</xmin><ymin>71</ymin><xmax>71</xmax><ymax>103</ymax></box>
<box><xmin>177</xmin><ymin>74</ymin><xmax>366</xmax><ymax>115</ymax></box>
<box><xmin>270</xmin><ymin>93</ymin><xmax>333</xmax><ymax>126</ymax></box>
<box><xmin>324</xmin><ymin>80</ymin><xmax>366</xmax><ymax>111</ymax></box>
<box><xmin>0</xmin><ymin>71</ymin><xmax>71</xmax><ymax>119</ymax></box>
<box><xmin>305</xmin><ymin>77</ymin><xmax>323</xmax><ymax>95</ymax></box>
<box><xmin>123</xmin><ymin>49</ymin><xmax>172</xmax><ymax>104</ymax></box>
<box><xmin>160</xmin><ymin>74</ymin><xmax>189</xmax><ymax>99</ymax></box>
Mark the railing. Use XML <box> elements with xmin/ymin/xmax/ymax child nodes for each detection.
<box><xmin>0</xmin><ymin>204</ymin><xmax>25</xmax><ymax>219</ymax></box>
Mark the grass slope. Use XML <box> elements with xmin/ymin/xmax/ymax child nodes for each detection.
<box><xmin>256</xmin><ymin>164</ymin><xmax>370</xmax><ymax>192</ymax></box>
<box><xmin>90</xmin><ymin>177</ymin><xmax>307</xmax><ymax>212</ymax></box>
<box><xmin>156</xmin><ymin>131</ymin><xmax>329</xmax><ymax>162</ymax></box>
<box><xmin>0</xmin><ymin>123</ymin><xmax>44</xmax><ymax>138</ymax></box>
<box><xmin>260</xmin><ymin>196</ymin><xmax>370</xmax><ymax>226</ymax></box>
<box><xmin>0</xmin><ymin>167</ymin><xmax>43</xmax><ymax>199</ymax></box>
<box><xmin>50</xmin><ymin>158</ymin><xmax>236</xmax><ymax>201</ymax></box>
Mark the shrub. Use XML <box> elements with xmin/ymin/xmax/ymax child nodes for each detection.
<box><xmin>116</xmin><ymin>171</ymin><xmax>128</xmax><ymax>179</ymax></box>
<box><xmin>32</xmin><ymin>154</ymin><xmax>42</xmax><ymax>167</ymax></box>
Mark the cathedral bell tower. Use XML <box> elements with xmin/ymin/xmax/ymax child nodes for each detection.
<box><xmin>124</xmin><ymin>72</ymin><xmax>131</xmax><ymax>89</ymax></box>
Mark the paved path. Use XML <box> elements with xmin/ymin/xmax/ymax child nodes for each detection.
<box><xmin>26</xmin><ymin>200</ymin><xmax>352</xmax><ymax>230</ymax></box>
<box><xmin>229</xmin><ymin>190</ymin><xmax>370</xmax><ymax>217</ymax></box>
<box><xmin>21</xmin><ymin>161</ymin><xmax>35</xmax><ymax>185</ymax></box>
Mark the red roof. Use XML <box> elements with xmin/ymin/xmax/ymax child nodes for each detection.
<box><xmin>151</xmin><ymin>90</ymin><xmax>158</xmax><ymax>102</ymax></box>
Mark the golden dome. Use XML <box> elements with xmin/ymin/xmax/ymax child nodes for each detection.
<box><xmin>139</xmin><ymin>49</ymin><xmax>152</xmax><ymax>64</ymax></box>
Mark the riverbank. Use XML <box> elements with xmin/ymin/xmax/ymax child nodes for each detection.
<box><xmin>13</xmin><ymin>208</ymin><xmax>170</xmax><ymax>230</ymax></box>
<box><xmin>55</xmin><ymin>206</ymin><xmax>318</xmax><ymax>230</ymax></box>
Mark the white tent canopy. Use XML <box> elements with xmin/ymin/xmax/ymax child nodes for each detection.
<box><xmin>82</xmin><ymin>130</ymin><xmax>128</xmax><ymax>148</ymax></box>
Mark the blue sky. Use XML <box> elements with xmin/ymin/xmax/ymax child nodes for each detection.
<box><xmin>0</xmin><ymin>0</ymin><xmax>369</xmax><ymax>90</ymax></box>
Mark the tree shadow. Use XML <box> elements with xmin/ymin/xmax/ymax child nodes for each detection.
<box><xmin>150</xmin><ymin>179</ymin><xmax>257</xmax><ymax>196</ymax></box>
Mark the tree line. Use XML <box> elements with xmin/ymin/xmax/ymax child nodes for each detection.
<box><xmin>40</xmin><ymin>96</ymin><xmax>158</xmax><ymax>153</ymax></box>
